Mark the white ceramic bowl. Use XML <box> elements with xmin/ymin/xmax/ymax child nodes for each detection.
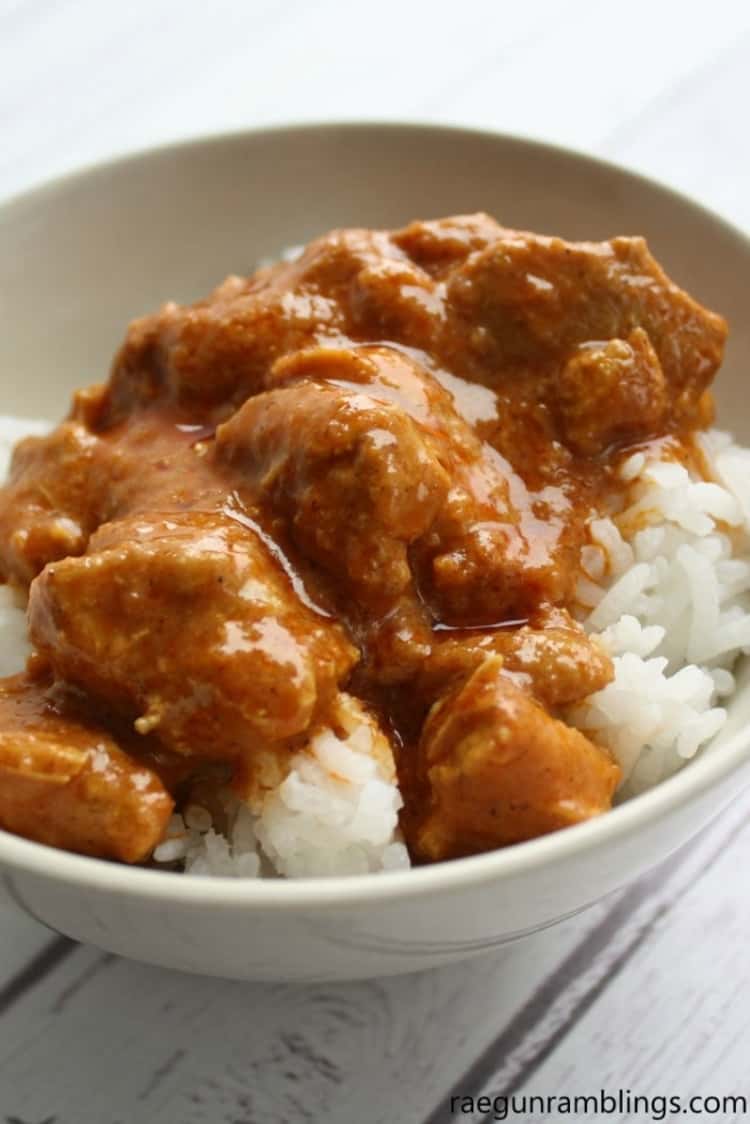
<box><xmin>1</xmin><ymin>123</ymin><xmax>749</xmax><ymax>982</ymax></box>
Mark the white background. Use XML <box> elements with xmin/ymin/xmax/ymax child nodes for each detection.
<box><xmin>1</xmin><ymin>2</ymin><xmax>749</xmax><ymax>1121</ymax></box>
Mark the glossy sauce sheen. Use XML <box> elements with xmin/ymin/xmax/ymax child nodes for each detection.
<box><xmin>0</xmin><ymin>214</ymin><xmax>728</xmax><ymax>863</ymax></box>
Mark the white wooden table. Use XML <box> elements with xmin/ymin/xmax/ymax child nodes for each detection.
<box><xmin>1</xmin><ymin>2</ymin><xmax>750</xmax><ymax>1120</ymax></box>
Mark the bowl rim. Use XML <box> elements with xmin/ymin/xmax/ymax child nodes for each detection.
<box><xmin>1</xmin><ymin>118</ymin><xmax>750</xmax><ymax>910</ymax></box>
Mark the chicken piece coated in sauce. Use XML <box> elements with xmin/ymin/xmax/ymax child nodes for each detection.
<box><xmin>28</xmin><ymin>513</ymin><xmax>357</xmax><ymax>764</ymax></box>
<box><xmin>410</xmin><ymin>657</ymin><xmax>620</xmax><ymax>862</ymax></box>
<box><xmin>419</xmin><ymin>610</ymin><xmax>614</xmax><ymax>708</ymax></box>
<box><xmin>555</xmin><ymin>329</ymin><xmax>669</xmax><ymax>456</ymax></box>
<box><xmin>0</xmin><ymin>421</ymin><xmax>115</xmax><ymax>584</ymax></box>
<box><xmin>217</xmin><ymin>355</ymin><xmax>450</xmax><ymax>611</ymax></box>
<box><xmin>431</xmin><ymin>218</ymin><xmax>724</xmax><ymax>403</ymax></box>
<box><xmin>223</xmin><ymin>343</ymin><xmax>581</xmax><ymax>626</ymax></box>
<box><xmin>0</xmin><ymin>672</ymin><xmax>173</xmax><ymax>862</ymax></box>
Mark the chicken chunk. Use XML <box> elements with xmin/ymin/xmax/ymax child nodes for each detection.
<box><xmin>419</xmin><ymin>614</ymin><xmax>614</xmax><ymax>708</ymax></box>
<box><xmin>0</xmin><ymin>402</ymin><xmax>241</xmax><ymax>591</ymax></box>
<box><xmin>555</xmin><ymin>329</ymin><xmax>668</xmax><ymax>456</ymax></box>
<box><xmin>393</xmin><ymin>213</ymin><xmax>506</xmax><ymax>277</ymax></box>
<box><xmin>28</xmin><ymin>513</ymin><xmax>358</xmax><ymax>762</ymax></box>
<box><xmin>0</xmin><ymin>422</ymin><xmax>115</xmax><ymax>585</ymax></box>
<box><xmin>103</xmin><ymin>239</ymin><xmax>366</xmax><ymax>421</ymax></box>
<box><xmin>410</xmin><ymin>657</ymin><xmax>620</xmax><ymax>861</ymax></box>
<box><xmin>446</xmin><ymin>227</ymin><xmax>726</xmax><ymax>425</ymax></box>
<box><xmin>216</xmin><ymin>362</ymin><xmax>450</xmax><ymax>610</ymax></box>
<box><xmin>259</xmin><ymin>343</ymin><xmax>578</xmax><ymax>624</ymax></box>
<box><xmin>0</xmin><ymin>673</ymin><xmax>173</xmax><ymax>861</ymax></box>
<box><xmin>412</xmin><ymin>450</ymin><xmax>582</xmax><ymax>623</ymax></box>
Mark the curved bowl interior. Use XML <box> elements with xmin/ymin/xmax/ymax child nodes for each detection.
<box><xmin>0</xmin><ymin>123</ymin><xmax>749</xmax><ymax>980</ymax></box>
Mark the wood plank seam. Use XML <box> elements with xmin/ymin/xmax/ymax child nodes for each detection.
<box><xmin>0</xmin><ymin>937</ymin><xmax>75</xmax><ymax>1018</ymax></box>
<box><xmin>48</xmin><ymin>953</ymin><xmax>117</xmax><ymax>1015</ymax></box>
<box><xmin>421</xmin><ymin>805</ymin><xmax>750</xmax><ymax>1124</ymax></box>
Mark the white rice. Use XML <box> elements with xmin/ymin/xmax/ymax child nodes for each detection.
<box><xmin>153</xmin><ymin>694</ymin><xmax>410</xmax><ymax>878</ymax></box>
<box><xmin>0</xmin><ymin>416</ymin><xmax>49</xmax><ymax>678</ymax></box>
<box><xmin>569</xmin><ymin>432</ymin><xmax>750</xmax><ymax>796</ymax></box>
<box><xmin>2</xmin><ymin>414</ymin><xmax>749</xmax><ymax>874</ymax></box>
<box><xmin>0</xmin><ymin>583</ymin><xmax>31</xmax><ymax>679</ymax></box>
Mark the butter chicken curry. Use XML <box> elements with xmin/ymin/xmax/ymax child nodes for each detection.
<box><xmin>0</xmin><ymin>214</ymin><xmax>727</xmax><ymax>867</ymax></box>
